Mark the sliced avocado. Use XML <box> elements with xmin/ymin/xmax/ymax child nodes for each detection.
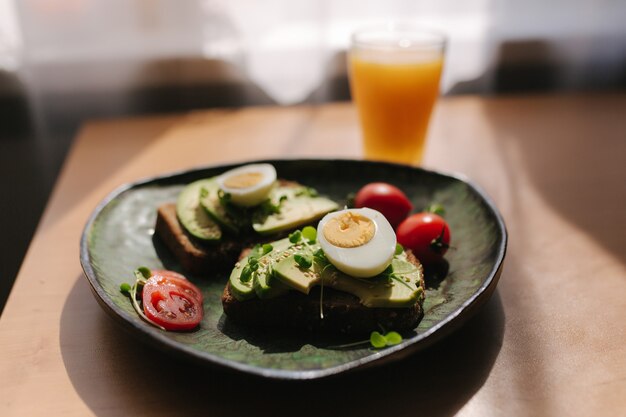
<box><xmin>253</xmin><ymin>186</ymin><xmax>338</xmax><ymax>235</ymax></box>
<box><xmin>273</xmin><ymin>253</ymin><xmax>423</xmax><ymax>308</ymax></box>
<box><xmin>254</xmin><ymin>272</ymin><xmax>290</xmax><ymax>299</ymax></box>
<box><xmin>228</xmin><ymin>258</ymin><xmax>255</xmax><ymax>301</ymax></box>
<box><xmin>176</xmin><ymin>179</ymin><xmax>222</xmax><ymax>241</ymax></box>
<box><xmin>198</xmin><ymin>179</ymin><xmax>244</xmax><ymax>234</ymax></box>
<box><xmin>326</xmin><ymin>259</ymin><xmax>423</xmax><ymax>308</ymax></box>
<box><xmin>230</xmin><ymin>238</ymin><xmax>295</xmax><ymax>300</ymax></box>
<box><xmin>272</xmin><ymin>254</ymin><xmax>320</xmax><ymax>293</ymax></box>
<box><xmin>251</xmin><ymin>238</ymin><xmax>293</xmax><ymax>299</ymax></box>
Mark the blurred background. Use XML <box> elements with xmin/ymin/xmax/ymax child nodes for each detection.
<box><xmin>0</xmin><ymin>0</ymin><xmax>625</xmax><ymax>313</ymax></box>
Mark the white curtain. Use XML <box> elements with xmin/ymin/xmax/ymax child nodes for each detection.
<box><xmin>3</xmin><ymin>0</ymin><xmax>625</xmax><ymax>104</ymax></box>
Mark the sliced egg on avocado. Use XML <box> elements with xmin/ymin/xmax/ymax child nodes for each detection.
<box><xmin>317</xmin><ymin>208</ymin><xmax>396</xmax><ymax>278</ymax></box>
<box><xmin>217</xmin><ymin>163</ymin><xmax>277</xmax><ymax>207</ymax></box>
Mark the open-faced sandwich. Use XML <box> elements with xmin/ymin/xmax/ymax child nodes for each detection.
<box><xmin>155</xmin><ymin>163</ymin><xmax>339</xmax><ymax>275</ymax></box>
<box><xmin>222</xmin><ymin>207</ymin><xmax>426</xmax><ymax>335</ymax></box>
<box><xmin>127</xmin><ymin>169</ymin><xmax>449</xmax><ymax>338</ymax></box>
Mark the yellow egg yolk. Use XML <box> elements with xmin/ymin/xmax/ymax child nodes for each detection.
<box><xmin>323</xmin><ymin>212</ymin><xmax>375</xmax><ymax>248</ymax></box>
<box><xmin>223</xmin><ymin>172</ymin><xmax>263</xmax><ymax>189</ymax></box>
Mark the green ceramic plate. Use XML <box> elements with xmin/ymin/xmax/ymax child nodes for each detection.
<box><xmin>80</xmin><ymin>159</ymin><xmax>507</xmax><ymax>379</ymax></box>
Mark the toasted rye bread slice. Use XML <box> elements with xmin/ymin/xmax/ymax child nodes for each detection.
<box><xmin>221</xmin><ymin>250</ymin><xmax>425</xmax><ymax>336</ymax></box>
<box><xmin>155</xmin><ymin>203</ymin><xmax>249</xmax><ymax>275</ymax></box>
<box><xmin>155</xmin><ymin>180</ymin><xmax>332</xmax><ymax>276</ymax></box>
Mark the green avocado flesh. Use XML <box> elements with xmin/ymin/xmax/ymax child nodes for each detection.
<box><xmin>196</xmin><ymin>179</ymin><xmax>338</xmax><ymax>237</ymax></box>
<box><xmin>252</xmin><ymin>186</ymin><xmax>339</xmax><ymax>235</ymax></box>
<box><xmin>198</xmin><ymin>179</ymin><xmax>243</xmax><ymax>234</ymax></box>
<box><xmin>229</xmin><ymin>239</ymin><xmax>424</xmax><ymax>308</ymax></box>
<box><xmin>229</xmin><ymin>238</ymin><xmax>293</xmax><ymax>300</ymax></box>
<box><xmin>176</xmin><ymin>179</ymin><xmax>222</xmax><ymax>241</ymax></box>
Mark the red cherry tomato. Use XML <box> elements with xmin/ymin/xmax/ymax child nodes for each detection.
<box><xmin>396</xmin><ymin>213</ymin><xmax>451</xmax><ymax>265</ymax></box>
<box><xmin>354</xmin><ymin>182</ymin><xmax>413</xmax><ymax>228</ymax></box>
<box><xmin>142</xmin><ymin>270</ymin><xmax>203</xmax><ymax>331</ymax></box>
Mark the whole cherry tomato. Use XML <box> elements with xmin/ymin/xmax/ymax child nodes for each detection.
<box><xmin>142</xmin><ymin>270</ymin><xmax>203</xmax><ymax>331</ymax></box>
<box><xmin>354</xmin><ymin>182</ymin><xmax>413</xmax><ymax>228</ymax></box>
<box><xmin>396</xmin><ymin>213</ymin><xmax>451</xmax><ymax>265</ymax></box>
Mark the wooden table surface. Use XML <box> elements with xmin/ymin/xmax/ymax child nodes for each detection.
<box><xmin>1</xmin><ymin>94</ymin><xmax>624</xmax><ymax>416</ymax></box>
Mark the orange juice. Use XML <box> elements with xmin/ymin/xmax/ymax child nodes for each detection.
<box><xmin>349</xmin><ymin>51</ymin><xmax>443</xmax><ymax>164</ymax></box>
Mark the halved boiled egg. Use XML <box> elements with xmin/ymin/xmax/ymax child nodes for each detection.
<box><xmin>217</xmin><ymin>163</ymin><xmax>277</xmax><ymax>207</ymax></box>
<box><xmin>317</xmin><ymin>208</ymin><xmax>396</xmax><ymax>278</ymax></box>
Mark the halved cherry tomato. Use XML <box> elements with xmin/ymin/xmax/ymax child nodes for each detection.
<box><xmin>396</xmin><ymin>213</ymin><xmax>451</xmax><ymax>265</ymax></box>
<box><xmin>354</xmin><ymin>182</ymin><xmax>413</xmax><ymax>228</ymax></box>
<box><xmin>142</xmin><ymin>270</ymin><xmax>203</xmax><ymax>331</ymax></box>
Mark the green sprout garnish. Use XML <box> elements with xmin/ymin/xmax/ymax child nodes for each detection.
<box><xmin>217</xmin><ymin>189</ymin><xmax>231</xmax><ymax>205</ymax></box>
<box><xmin>313</xmin><ymin>248</ymin><xmax>328</xmax><ymax>265</ymax></box>
<box><xmin>329</xmin><ymin>330</ymin><xmax>404</xmax><ymax>349</ymax></box>
<box><xmin>120</xmin><ymin>267</ymin><xmax>166</xmax><ymax>331</ymax></box>
<box><xmin>136</xmin><ymin>266</ymin><xmax>152</xmax><ymax>279</ymax></box>
<box><xmin>289</xmin><ymin>230</ymin><xmax>302</xmax><ymax>243</ymax></box>
<box><xmin>294</xmin><ymin>254</ymin><xmax>313</xmax><ymax>269</ymax></box>
<box><xmin>384</xmin><ymin>331</ymin><xmax>403</xmax><ymax>345</ymax></box>
<box><xmin>240</xmin><ymin>257</ymin><xmax>260</xmax><ymax>283</ymax></box>
<box><xmin>395</xmin><ymin>243</ymin><xmax>404</xmax><ymax>255</ymax></box>
<box><xmin>289</xmin><ymin>228</ymin><xmax>327</xmax><ymax>318</ymax></box>
<box><xmin>381</xmin><ymin>264</ymin><xmax>417</xmax><ymax>291</ymax></box>
<box><xmin>425</xmin><ymin>203</ymin><xmax>446</xmax><ymax>216</ymax></box>
<box><xmin>370</xmin><ymin>331</ymin><xmax>403</xmax><ymax>348</ymax></box>
<box><xmin>240</xmin><ymin>266</ymin><xmax>253</xmax><ymax>283</ymax></box>
<box><xmin>261</xmin><ymin>243</ymin><xmax>273</xmax><ymax>255</ymax></box>
<box><xmin>215</xmin><ymin>189</ymin><xmax>251</xmax><ymax>232</ymax></box>
<box><xmin>301</xmin><ymin>226</ymin><xmax>317</xmax><ymax>243</ymax></box>
<box><xmin>370</xmin><ymin>331</ymin><xmax>387</xmax><ymax>349</ymax></box>
<box><xmin>240</xmin><ymin>243</ymin><xmax>273</xmax><ymax>284</ymax></box>
<box><xmin>258</xmin><ymin>199</ymin><xmax>281</xmax><ymax>216</ymax></box>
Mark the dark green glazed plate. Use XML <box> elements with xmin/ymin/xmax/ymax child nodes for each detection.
<box><xmin>80</xmin><ymin>159</ymin><xmax>507</xmax><ymax>379</ymax></box>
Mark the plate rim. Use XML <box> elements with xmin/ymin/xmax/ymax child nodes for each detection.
<box><xmin>79</xmin><ymin>158</ymin><xmax>508</xmax><ymax>380</ymax></box>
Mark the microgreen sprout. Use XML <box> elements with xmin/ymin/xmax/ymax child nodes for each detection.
<box><xmin>289</xmin><ymin>230</ymin><xmax>302</xmax><ymax>243</ymax></box>
<box><xmin>395</xmin><ymin>243</ymin><xmax>404</xmax><ymax>255</ymax></box>
<box><xmin>370</xmin><ymin>331</ymin><xmax>403</xmax><ymax>348</ymax></box>
<box><xmin>294</xmin><ymin>254</ymin><xmax>313</xmax><ymax>269</ymax></box>
<box><xmin>313</xmin><ymin>248</ymin><xmax>328</xmax><ymax>265</ymax></box>
<box><xmin>258</xmin><ymin>199</ymin><xmax>281</xmax><ymax>216</ymax></box>
<box><xmin>240</xmin><ymin>243</ymin><xmax>273</xmax><ymax>283</ymax></box>
<box><xmin>384</xmin><ymin>331</ymin><xmax>403</xmax><ymax>345</ymax></box>
<box><xmin>301</xmin><ymin>226</ymin><xmax>317</xmax><ymax>243</ymax></box>
<box><xmin>136</xmin><ymin>266</ymin><xmax>152</xmax><ymax>279</ymax></box>
<box><xmin>381</xmin><ymin>264</ymin><xmax>417</xmax><ymax>291</ymax></box>
<box><xmin>329</xmin><ymin>331</ymin><xmax>404</xmax><ymax>349</ymax></box>
<box><xmin>241</xmin><ymin>258</ymin><xmax>260</xmax><ymax>283</ymax></box>
<box><xmin>216</xmin><ymin>189</ymin><xmax>251</xmax><ymax>231</ymax></box>
<box><xmin>120</xmin><ymin>267</ymin><xmax>166</xmax><ymax>331</ymax></box>
<box><xmin>312</xmin><ymin>247</ymin><xmax>334</xmax><ymax>320</ymax></box>
<box><xmin>425</xmin><ymin>203</ymin><xmax>446</xmax><ymax>216</ymax></box>
<box><xmin>261</xmin><ymin>243</ymin><xmax>273</xmax><ymax>255</ymax></box>
<box><xmin>370</xmin><ymin>331</ymin><xmax>387</xmax><ymax>349</ymax></box>
<box><xmin>217</xmin><ymin>189</ymin><xmax>231</xmax><ymax>205</ymax></box>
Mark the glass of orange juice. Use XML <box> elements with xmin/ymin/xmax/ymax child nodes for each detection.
<box><xmin>349</xmin><ymin>25</ymin><xmax>446</xmax><ymax>164</ymax></box>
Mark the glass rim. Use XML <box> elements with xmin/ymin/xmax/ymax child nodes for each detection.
<box><xmin>351</xmin><ymin>23</ymin><xmax>447</xmax><ymax>51</ymax></box>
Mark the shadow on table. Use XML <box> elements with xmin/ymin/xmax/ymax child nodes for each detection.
<box><xmin>481</xmin><ymin>95</ymin><xmax>626</xmax><ymax>265</ymax></box>
<box><xmin>60</xmin><ymin>275</ymin><xmax>504</xmax><ymax>417</ymax></box>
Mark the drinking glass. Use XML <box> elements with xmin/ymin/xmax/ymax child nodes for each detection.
<box><xmin>349</xmin><ymin>25</ymin><xmax>446</xmax><ymax>164</ymax></box>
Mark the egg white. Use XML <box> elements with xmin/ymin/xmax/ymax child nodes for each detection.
<box><xmin>217</xmin><ymin>163</ymin><xmax>277</xmax><ymax>207</ymax></box>
<box><xmin>317</xmin><ymin>208</ymin><xmax>396</xmax><ymax>278</ymax></box>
